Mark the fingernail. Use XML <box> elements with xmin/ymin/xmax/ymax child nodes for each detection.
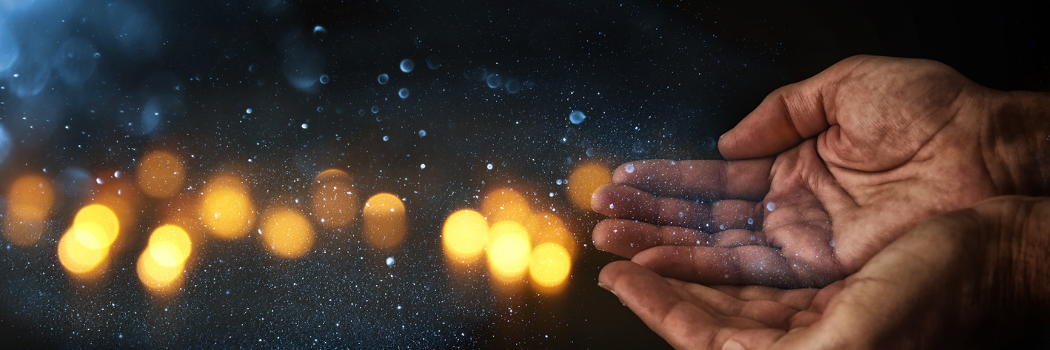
<box><xmin>722</xmin><ymin>340</ymin><xmax>745</xmax><ymax>350</ymax></box>
<box><xmin>719</xmin><ymin>132</ymin><xmax>727</xmax><ymax>140</ymax></box>
<box><xmin>597</xmin><ymin>281</ymin><xmax>612</xmax><ymax>292</ymax></box>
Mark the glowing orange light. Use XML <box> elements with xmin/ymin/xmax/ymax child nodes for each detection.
<box><xmin>529</xmin><ymin>242</ymin><xmax>571</xmax><ymax>288</ymax></box>
<box><xmin>311</xmin><ymin>169</ymin><xmax>358</xmax><ymax>229</ymax></box>
<box><xmin>90</xmin><ymin>177</ymin><xmax>141</xmax><ymax>249</ymax></box>
<box><xmin>3</xmin><ymin>175</ymin><xmax>54</xmax><ymax>246</ymax></box>
<box><xmin>72</xmin><ymin>204</ymin><xmax>120</xmax><ymax>246</ymax></box>
<box><xmin>567</xmin><ymin>161</ymin><xmax>611</xmax><ymax>210</ymax></box>
<box><xmin>136</xmin><ymin>150</ymin><xmax>186</xmax><ymax>198</ymax></box>
<box><xmin>486</xmin><ymin>220</ymin><xmax>532</xmax><ymax>282</ymax></box>
<box><xmin>260</xmin><ymin>208</ymin><xmax>315</xmax><ymax>259</ymax></box>
<box><xmin>199</xmin><ymin>175</ymin><xmax>255</xmax><ymax>240</ymax></box>
<box><xmin>481</xmin><ymin>187</ymin><xmax>531</xmax><ymax>225</ymax></box>
<box><xmin>57</xmin><ymin>222</ymin><xmax>109</xmax><ymax>275</ymax></box>
<box><xmin>442</xmin><ymin>209</ymin><xmax>489</xmax><ymax>263</ymax></box>
<box><xmin>525</xmin><ymin>212</ymin><xmax>576</xmax><ymax>258</ymax></box>
<box><xmin>138</xmin><ymin>225</ymin><xmax>191</xmax><ymax>292</ymax></box>
<box><xmin>363</xmin><ymin>193</ymin><xmax>406</xmax><ymax>248</ymax></box>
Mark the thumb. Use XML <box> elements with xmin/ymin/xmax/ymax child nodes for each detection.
<box><xmin>718</xmin><ymin>55</ymin><xmax>874</xmax><ymax>160</ymax></box>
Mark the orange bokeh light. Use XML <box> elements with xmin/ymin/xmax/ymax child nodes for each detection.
<box><xmin>136</xmin><ymin>150</ymin><xmax>186</xmax><ymax>199</ymax></box>
<box><xmin>57</xmin><ymin>222</ymin><xmax>109</xmax><ymax>275</ymax></box>
<box><xmin>442</xmin><ymin>209</ymin><xmax>489</xmax><ymax>264</ymax></box>
<box><xmin>199</xmin><ymin>175</ymin><xmax>255</xmax><ymax>240</ymax></box>
<box><xmin>529</xmin><ymin>242</ymin><xmax>572</xmax><ymax>289</ymax></box>
<box><xmin>363</xmin><ymin>193</ymin><xmax>406</xmax><ymax>248</ymax></box>
<box><xmin>3</xmin><ymin>174</ymin><xmax>54</xmax><ymax>246</ymax></box>
<box><xmin>138</xmin><ymin>225</ymin><xmax>192</xmax><ymax>292</ymax></box>
<box><xmin>486</xmin><ymin>220</ymin><xmax>532</xmax><ymax>283</ymax></box>
<box><xmin>311</xmin><ymin>169</ymin><xmax>358</xmax><ymax>229</ymax></box>
<box><xmin>260</xmin><ymin>208</ymin><xmax>315</xmax><ymax>259</ymax></box>
<box><xmin>481</xmin><ymin>187</ymin><xmax>531</xmax><ymax>225</ymax></box>
<box><xmin>567</xmin><ymin>161</ymin><xmax>611</xmax><ymax>210</ymax></box>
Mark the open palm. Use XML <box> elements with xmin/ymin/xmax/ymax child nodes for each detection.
<box><xmin>592</xmin><ymin>55</ymin><xmax>1014</xmax><ymax>287</ymax></box>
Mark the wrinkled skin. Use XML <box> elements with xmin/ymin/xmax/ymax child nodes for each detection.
<box><xmin>597</xmin><ymin>196</ymin><xmax>1050</xmax><ymax>350</ymax></box>
<box><xmin>592</xmin><ymin>55</ymin><xmax>1040</xmax><ymax>287</ymax></box>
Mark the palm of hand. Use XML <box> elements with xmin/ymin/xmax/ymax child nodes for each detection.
<box><xmin>593</xmin><ymin>56</ymin><xmax>999</xmax><ymax>287</ymax></box>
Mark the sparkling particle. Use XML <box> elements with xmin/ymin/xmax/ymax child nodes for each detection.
<box><xmin>319</xmin><ymin>74</ymin><xmax>329</xmax><ymax>84</ymax></box>
<box><xmin>371</xmin><ymin>105</ymin><xmax>379</xmax><ymax>114</ymax></box>
<box><xmin>766</xmin><ymin>202</ymin><xmax>776</xmax><ymax>212</ymax></box>
<box><xmin>301</xmin><ymin>123</ymin><xmax>308</xmax><ymax>129</ymax></box>
<box><xmin>398</xmin><ymin>88</ymin><xmax>410</xmax><ymax>99</ymax></box>
<box><xmin>418</xmin><ymin>129</ymin><xmax>426</xmax><ymax>137</ymax></box>
<box><xmin>420</xmin><ymin>164</ymin><xmax>426</xmax><ymax>169</ymax></box>
<box><xmin>246</xmin><ymin>108</ymin><xmax>252</xmax><ymax>114</ymax></box>
<box><xmin>96</xmin><ymin>178</ymin><xmax>103</xmax><ymax>185</ymax></box>
<box><xmin>386</xmin><ymin>256</ymin><xmax>395</xmax><ymax>266</ymax></box>
<box><xmin>93</xmin><ymin>52</ymin><xmax>100</xmax><ymax>59</ymax></box>
<box><xmin>624</xmin><ymin>164</ymin><xmax>635</xmax><ymax>173</ymax></box>
<box><xmin>747</xmin><ymin>218</ymin><xmax>754</xmax><ymax>225</ymax></box>
<box><xmin>608</xmin><ymin>203</ymin><xmax>614</xmax><ymax>209</ymax></box>
<box><xmin>382</xmin><ymin>136</ymin><xmax>389</xmax><ymax>141</ymax></box>
<box><xmin>399</xmin><ymin>59</ymin><xmax>415</xmax><ymax>73</ymax></box>
<box><xmin>377</xmin><ymin>74</ymin><xmax>389</xmax><ymax>84</ymax></box>
<box><xmin>486</xmin><ymin>163</ymin><xmax>493</xmax><ymax>170</ymax></box>
<box><xmin>569</xmin><ymin>110</ymin><xmax>586</xmax><ymax>124</ymax></box>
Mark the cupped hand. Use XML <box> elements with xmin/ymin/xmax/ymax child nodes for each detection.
<box><xmin>592</xmin><ymin>55</ymin><xmax>1022</xmax><ymax>287</ymax></box>
<box><xmin>597</xmin><ymin>196</ymin><xmax>1050</xmax><ymax>349</ymax></box>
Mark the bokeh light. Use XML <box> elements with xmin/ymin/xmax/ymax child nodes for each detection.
<box><xmin>525</xmin><ymin>212</ymin><xmax>576</xmax><ymax>258</ymax></box>
<box><xmin>442</xmin><ymin>209</ymin><xmax>489</xmax><ymax>263</ymax></box>
<box><xmin>72</xmin><ymin>204</ymin><xmax>120</xmax><ymax>246</ymax></box>
<box><xmin>529</xmin><ymin>242</ymin><xmax>571</xmax><ymax>289</ymax></box>
<box><xmin>481</xmin><ymin>187</ymin><xmax>531</xmax><ymax>225</ymax></box>
<box><xmin>2</xmin><ymin>174</ymin><xmax>54</xmax><ymax>246</ymax></box>
<box><xmin>260</xmin><ymin>208</ymin><xmax>315</xmax><ymax>259</ymax></box>
<box><xmin>138</xmin><ymin>225</ymin><xmax>191</xmax><ymax>292</ymax></box>
<box><xmin>136</xmin><ymin>150</ymin><xmax>185</xmax><ymax>198</ymax></box>
<box><xmin>311</xmin><ymin>169</ymin><xmax>358</xmax><ymax>229</ymax></box>
<box><xmin>363</xmin><ymin>193</ymin><xmax>406</xmax><ymax>248</ymax></box>
<box><xmin>486</xmin><ymin>220</ymin><xmax>532</xmax><ymax>283</ymax></box>
<box><xmin>57</xmin><ymin>222</ymin><xmax>109</xmax><ymax>275</ymax></box>
<box><xmin>199</xmin><ymin>174</ymin><xmax>255</xmax><ymax>240</ymax></box>
<box><xmin>567</xmin><ymin>161</ymin><xmax>611</xmax><ymax>210</ymax></box>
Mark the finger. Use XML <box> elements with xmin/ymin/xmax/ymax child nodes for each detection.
<box><xmin>611</xmin><ymin>159</ymin><xmax>773</xmax><ymax>201</ymax></box>
<box><xmin>592</xmin><ymin>219</ymin><xmax>766</xmax><ymax>258</ymax></box>
<box><xmin>593</xmin><ymin>185</ymin><xmax>764</xmax><ymax>230</ymax></box>
<box><xmin>632</xmin><ymin>245</ymin><xmax>806</xmax><ymax>288</ymax></box>
<box><xmin>718</xmin><ymin>55</ymin><xmax>873</xmax><ymax>160</ymax></box>
<box><xmin>598</xmin><ymin>261</ymin><xmax>772</xmax><ymax>349</ymax></box>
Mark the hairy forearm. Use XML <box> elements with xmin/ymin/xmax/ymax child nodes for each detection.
<box><xmin>981</xmin><ymin>90</ymin><xmax>1050</xmax><ymax>196</ymax></box>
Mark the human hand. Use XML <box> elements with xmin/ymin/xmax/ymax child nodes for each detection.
<box><xmin>597</xmin><ymin>196</ymin><xmax>1050</xmax><ymax>349</ymax></box>
<box><xmin>592</xmin><ymin>55</ymin><xmax>1050</xmax><ymax>287</ymax></box>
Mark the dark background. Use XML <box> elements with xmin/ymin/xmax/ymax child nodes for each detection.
<box><xmin>0</xmin><ymin>0</ymin><xmax>1046</xmax><ymax>348</ymax></box>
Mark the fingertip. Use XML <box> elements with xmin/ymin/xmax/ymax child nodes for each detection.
<box><xmin>722</xmin><ymin>340</ymin><xmax>745</xmax><ymax>350</ymax></box>
<box><xmin>590</xmin><ymin>184</ymin><xmax>613</xmax><ymax>213</ymax></box>
<box><xmin>597</xmin><ymin>260</ymin><xmax>642</xmax><ymax>290</ymax></box>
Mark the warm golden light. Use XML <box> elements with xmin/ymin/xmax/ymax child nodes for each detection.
<box><xmin>136</xmin><ymin>150</ymin><xmax>186</xmax><ymax>198</ymax></box>
<box><xmin>442</xmin><ymin>209</ymin><xmax>489</xmax><ymax>263</ymax></box>
<box><xmin>138</xmin><ymin>225</ymin><xmax>192</xmax><ymax>292</ymax></box>
<box><xmin>260</xmin><ymin>208</ymin><xmax>315</xmax><ymax>259</ymax></box>
<box><xmin>567</xmin><ymin>161</ymin><xmax>611</xmax><ymax>210</ymax></box>
<box><xmin>529</xmin><ymin>242</ymin><xmax>571</xmax><ymax>288</ymax></box>
<box><xmin>486</xmin><ymin>220</ymin><xmax>532</xmax><ymax>282</ymax></box>
<box><xmin>3</xmin><ymin>175</ymin><xmax>54</xmax><ymax>246</ymax></box>
<box><xmin>311</xmin><ymin>169</ymin><xmax>358</xmax><ymax>229</ymax></box>
<box><xmin>481</xmin><ymin>187</ymin><xmax>531</xmax><ymax>225</ymax></box>
<box><xmin>147</xmin><ymin>225</ymin><xmax>192</xmax><ymax>266</ymax></box>
<box><xmin>72</xmin><ymin>204</ymin><xmax>120</xmax><ymax>246</ymax></box>
<box><xmin>525</xmin><ymin>212</ymin><xmax>576</xmax><ymax>258</ymax></box>
<box><xmin>199</xmin><ymin>175</ymin><xmax>255</xmax><ymax>240</ymax></box>
<box><xmin>57</xmin><ymin>223</ymin><xmax>109</xmax><ymax>275</ymax></box>
<box><xmin>363</xmin><ymin>193</ymin><xmax>406</xmax><ymax>248</ymax></box>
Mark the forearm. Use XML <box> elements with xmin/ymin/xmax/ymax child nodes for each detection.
<box><xmin>981</xmin><ymin>90</ymin><xmax>1050</xmax><ymax>196</ymax></box>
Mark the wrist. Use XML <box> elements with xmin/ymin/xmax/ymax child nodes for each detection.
<box><xmin>979</xmin><ymin>89</ymin><xmax>1050</xmax><ymax>196</ymax></box>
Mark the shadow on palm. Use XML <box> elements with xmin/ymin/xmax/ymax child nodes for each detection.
<box><xmin>591</xmin><ymin>55</ymin><xmax>1001</xmax><ymax>288</ymax></box>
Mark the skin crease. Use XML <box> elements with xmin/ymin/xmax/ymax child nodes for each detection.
<box><xmin>597</xmin><ymin>196</ymin><xmax>1050</xmax><ymax>350</ymax></box>
<box><xmin>591</xmin><ymin>55</ymin><xmax>1050</xmax><ymax>348</ymax></box>
<box><xmin>591</xmin><ymin>55</ymin><xmax>1045</xmax><ymax>288</ymax></box>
